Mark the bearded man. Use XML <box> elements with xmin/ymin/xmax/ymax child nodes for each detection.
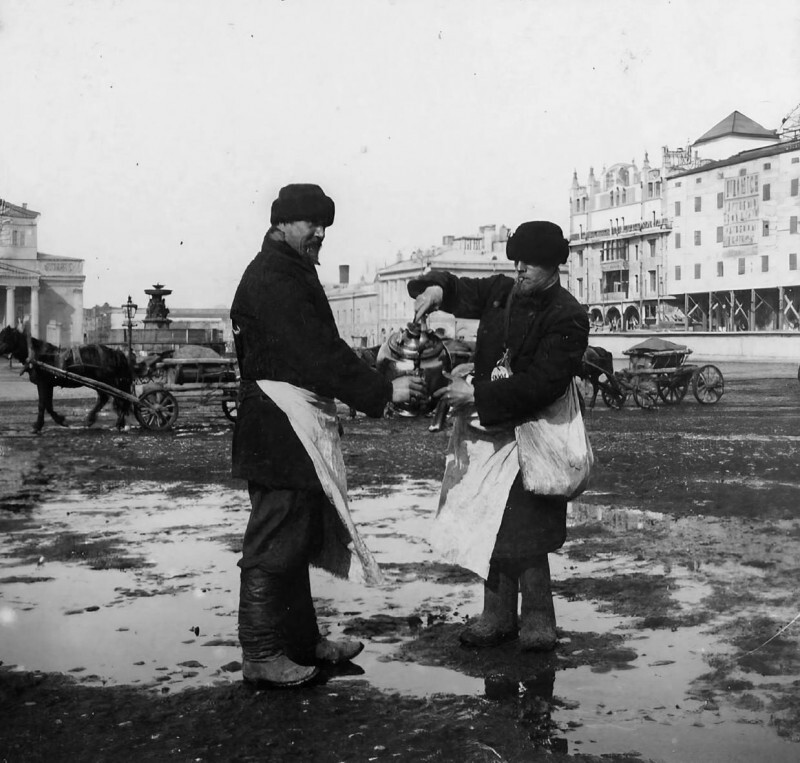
<box><xmin>230</xmin><ymin>183</ymin><xmax>423</xmax><ymax>687</ymax></box>
<box><xmin>410</xmin><ymin>221</ymin><xmax>589</xmax><ymax>651</ymax></box>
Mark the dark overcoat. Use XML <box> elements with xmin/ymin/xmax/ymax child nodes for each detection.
<box><xmin>231</xmin><ymin>231</ymin><xmax>392</xmax><ymax>488</ymax></box>
<box><xmin>407</xmin><ymin>271</ymin><xmax>590</xmax><ymax>558</ymax></box>
<box><xmin>408</xmin><ymin>272</ymin><xmax>589</xmax><ymax>426</ymax></box>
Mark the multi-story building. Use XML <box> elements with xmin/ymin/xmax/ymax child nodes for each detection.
<box><xmin>567</xmin><ymin>157</ymin><xmax>671</xmax><ymax>330</ymax></box>
<box><xmin>568</xmin><ymin>105</ymin><xmax>800</xmax><ymax>332</ymax></box>
<box><xmin>667</xmin><ymin>112</ymin><xmax>800</xmax><ymax>331</ymax></box>
<box><xmin>0</xmin><ymin>198</ymin><xmax>85</xmax><ymax>344</ymax></box>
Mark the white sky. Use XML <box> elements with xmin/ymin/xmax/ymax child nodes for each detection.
<box><xmin>1</xmin><ymin>0</ymin><xmax>798</xmax><ymax>308</ymax></box>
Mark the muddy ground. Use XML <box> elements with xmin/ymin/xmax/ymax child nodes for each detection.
<box><xmin>1</xmin><ymin>364</ymin><xmax>800</xmax><ymax>762</ymax></box>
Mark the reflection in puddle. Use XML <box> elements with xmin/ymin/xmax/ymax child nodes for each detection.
<box><xmin>1</xmin><ymin>482</ymin><xmax>797</xmax><ymax>761</ymax></box>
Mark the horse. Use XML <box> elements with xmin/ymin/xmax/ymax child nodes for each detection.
<box><xmin>580</xmin><ymin>345</ymin><xmax>615</xmax><ymax>409</ymax></box>
<box><xmin>0</xmin><ymin>326</ymin><xmax>134</xmax><ymax>432</ymax></box>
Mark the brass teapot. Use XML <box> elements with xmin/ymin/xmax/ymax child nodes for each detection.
<box><xmin>375</xmin><ymin>319</ymin><xmax>451</xmax><ymax>416</ymax></box>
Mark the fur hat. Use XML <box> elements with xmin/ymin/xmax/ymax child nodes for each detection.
<box><xmin>506</xmin><ymin>221</ymin><xmax>569</xmax><ymax>267</ymax></box>
<box><xmin>270</xmin><ymin>184</ymin><xmax>335</xmax><ymax>227</ymax></box>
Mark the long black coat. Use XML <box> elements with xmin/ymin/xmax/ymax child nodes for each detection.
<box><xmin>407</xmin><ymin>272</ymin><xmax>589</xmax><ymax>427</ymax></box>
<box><xmin>231</xmin><ymin>231</ymin><xmax>392</xmax><ymax>488</ymax></box>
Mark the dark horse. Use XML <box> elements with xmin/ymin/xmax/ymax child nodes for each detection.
<box><xmin>580</xmin><ymin>345</ymin><xmax>615</xmax><ymax>408</ymax></box>
<box><xmin>0</xmin><ymin>326</ymin><xmax>134</xmax><ymax>432</ymax></box>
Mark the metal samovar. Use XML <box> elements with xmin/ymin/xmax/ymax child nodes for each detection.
<box><xmin>375</xmin><ymin>320</ymin><xmax>451</xmax><ymax>416</ymax></box>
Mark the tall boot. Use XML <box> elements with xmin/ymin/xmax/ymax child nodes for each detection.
<box><xmin>284</xmin><ymin>564</ymin><xmax>364</xmax><ymax>666</ymax></box>
<box><xmin>519</xmin><ymin>555</ymin><xmax>557</xmax><ymax>652</ymax></box>
<box><xmin>459</xmin><ymin>561</ymin><xmax>519</xmax><ymax>647</ymax></box>
<box><xmin>238</xmin><ymin>566</ymin><xmax>319</xmax><ymax>687</ymax></box>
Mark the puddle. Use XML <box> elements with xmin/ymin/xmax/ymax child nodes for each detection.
<box><xmin>1</xmin><ymin>481</ymin><xmax>798</xmax><ymax>760</ymax></box>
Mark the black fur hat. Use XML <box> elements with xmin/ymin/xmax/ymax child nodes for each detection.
<box><xmin>270</xmin><ymin>184</ymin><xmax>335</xmax><ymax>227</ymax></box>
<box><xmin>506</xmin><ymin>221</ymin><xmax>569</xmax><ymax>267</ymax></box>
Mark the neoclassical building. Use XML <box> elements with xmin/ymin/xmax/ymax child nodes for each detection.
<box><xmin>0</xmin><ymin>198</ymin><xmax>85</xmax><ymax>344</ymax></box>
<box><xmin>567</xmin><ymin>105</ymin><xmax>800</xmax><ymax>332</ymax></box>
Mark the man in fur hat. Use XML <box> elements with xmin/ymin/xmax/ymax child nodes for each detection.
<box><xmin>230</xmin><ymin>183</ymin><xmax>423</xmax><ymax>687</ymax></box>
<box><xmin>410</xmin><ymin>221</ymin><xmax>589</xmax><ymax>651</ymax></box>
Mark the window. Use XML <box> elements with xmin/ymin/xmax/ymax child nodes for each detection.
<box><xmin>649</xmin><ymin>240</ymin><xmax>656</xmax><ymax>257</ymax></box>
<box><xmin>763</xmin><ymin>183</ymin><xmax>771</xmax><ymax>201</ymax></box>
<box><xmin>791</xmin><ymin>216</ymin><xmax>798</xmax><ymax>234</ymax></box>
<box><xmin>696</xmin><ymin>177</ymin><xmax>702</xmax><ymax>184</ymax></box>
<box><xmin>763</xmin><ymin>221</ymin><xmax>770</xmax><ymax>236</ymax></box>
<box><xmin>792</xmin><ymin>178</ymin><xmax>799</xmax><ymax>196</ymax></box>
<box><xmin>791</xmin><ymin>253</ymin><xmax>798</xmax><ymax>271</ymax></box>
<box><xmin>648</xmin><ymin>270</ymin><xmax>656</xmax><ymax>292</ymax></box>
<box><xmin>694</xmin><ymin>231</ymin><xmax>701</xmax><ymax>245</ymax></box>
<box><xmin>694</xmin><ymin>263</ymin><xmax>701</xmax><ymax>278</ymax></box>
<box><xmin>761</xmin><ymin>255</ymin><xmax>769</xmax><ymax>272</ymax></box>
<box><xmin>675</xmin><ymin>181</ymin><xmax>682</xmax><ymax>188</ymax></box>
<box><xmin>11</xmin><ymin>230</ymin><xmax>17</xmax><ymax>246</ymax></box>
<box><xmin>695</xmin><ymin>196</ymin><xmax>702</xmax><ymax>211</ymax></box>
<box><xmin>577</xmin><ymin>278</ymin><xmax>584</xmax><ymax>298</ymax></box>
<box><xmin>675</xmin><ymin>265</ymin><xmax>682</xmax><ymax>280</ymax></box>
<box><xmin>717</xmin><ymin>261</ymin><xmax>723</xmax><ymax>277</ymax></box>
<box><xmin>675</xmin><ymin>201</ymin><xmax>681</xmax><ymax>217</ymax></box>
<box><xmin>738</xmin><ymin>258</ymin><xmax>746</xmax><ymax>275</ymax></box>
<box><xmin>716</xmin><ymin>226</ymin><xmax>723</xmax><ymax>243</ymax></box>
<box><xmin>717</xmin><ymin>192</ymin><xmax>723</xmax><ymax>209</ymax></box>
<box><xmin>739</xmin><ymin>168</ymin><xmax>747</xmax><ymax>176</ymax></box>
<box><xmin>764</xmin><ymin>162</ymin><xmax>771</xmax><ymax>170</ymax></box>
<box><xmin>577</xmin><ymin>250</ymin><xmax>584</xmax><ymax>267</ymax></box>
<box><xmin>793</xmin><ymin>157</ymin><xmax>800</xmax><ymax>164</ymax></box>
<box><xmin>675</xmin><ymin>233</ymin><xmax>681</xmax><ymax>249</ymax></box>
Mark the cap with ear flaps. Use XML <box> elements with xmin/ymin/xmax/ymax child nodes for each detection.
<box><xmin>270</xmin><ymin>184</ymin><xmax>335</xmax><ymax>227</ymax></box>
<box><xmin>506</xmin><ymin>221</ymin><xmax>569</xmax><ymax>267</ymax></box>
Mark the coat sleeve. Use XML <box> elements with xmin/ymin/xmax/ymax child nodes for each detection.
<box><xmin>408</xmin><ymin>272</ymin><xmax>510</xmax><ymax>319</ymax></box>
<box><xmin>237</xmin><ymin>269</ymin><xmax>392</xmax><ymax>417</ymax></box>
<box><xmin>473</xmin><ymin>304</ymin><xmax>589</xmax><ymax>427</ymax></box>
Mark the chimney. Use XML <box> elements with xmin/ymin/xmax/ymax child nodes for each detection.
<box><xmin>22</xmin><ymin>203</ymin><xmax>27</xmax><ymax>209</ymax></box>
<box><xmin>339</xmin><ymin>265</ymin><xmax>350</xmax><ymax>285</ymax></box>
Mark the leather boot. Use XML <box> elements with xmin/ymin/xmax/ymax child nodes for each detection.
<box><xmin>314</xmin><ymin>637</ymin><xmax>364</xmax><ymax>664</ymax></box>
<box><xmin>459</xmin><ymin>561</ymin><xmax>519</xmax><ymax>647</ymax></box>
<box><xmin>238</xmin><ymin>567</ymin><xmax>319</xmax><ymax>687</ymax></box>
<box><xmin>519</xmin><ymin>555</ymin><xmax>557</xmax><ymax>652</ymax></box>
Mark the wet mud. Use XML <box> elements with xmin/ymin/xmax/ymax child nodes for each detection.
<box><xmin>1</xmin><ymin>371</ymin><xmax>800</xmax><ymax>762</ymax></box>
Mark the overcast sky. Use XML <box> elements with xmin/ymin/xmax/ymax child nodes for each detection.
<box><xmin>1</xmin><ymin>0</ymin><xmax>798</xmax><ymax>309</ymax></box>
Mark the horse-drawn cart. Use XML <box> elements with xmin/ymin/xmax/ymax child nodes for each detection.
<box><xmin>134</xmin><ymin>348</ymin><xmax>239</xmax><ymax>422</ymax></box>
<box><xmin>26</xmin><ymin>358</ymin><xmax>181</xmax><ymax>430</ymax></box>
<box><xmin>583</xmin><ymin>338</ymin><xmax>725</xmax><ymax>410</ymax></box>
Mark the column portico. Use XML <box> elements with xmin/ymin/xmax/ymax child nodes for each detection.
<box><xmin>5</xmin><ymin>286</ymin><xmax>15</xmax><ymax>327</ymax></box>
<box><xmin>30</xmin><ymin>285</ymin><xmax>40</xmax><ymax>337</ymax></box>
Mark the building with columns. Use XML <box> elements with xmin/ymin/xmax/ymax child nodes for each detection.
<box><xmin>567</xmin><ymin>104</ymin><xmax>800</xmax><ymax>332</ymax></box>
<box><xmin>0</xmin><ymin>198</ymin><xmax>85</xmax><ymax>345</ymax></box>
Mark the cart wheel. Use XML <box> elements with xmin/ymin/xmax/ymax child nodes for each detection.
<box><xmin>657</xmin><ymin>376</ymin><xmax>689</xmax><ymax>405</ymax></box>
<box><xmin>632</xmin><ymin>379</ymin><xmax>658</xmax><ymax>410</ymax></box>
<box><xmin>222</xmin><ymin>399</ymin><xmax>238</xmax><ymax>421</ymax></box>
<box><xmin>135</xmin><ymin>389</ymin><xmax>179</xmax><ymax>430</ymax></box>
<box><xmin>601</xmin><ymin>387</ymin><xmax>627</xmax><ymax>409</ymax></box>
<box><xmin>692</xmin><ymin>364</ymin><xmax>725</xmax><ymax>404</ymax></box>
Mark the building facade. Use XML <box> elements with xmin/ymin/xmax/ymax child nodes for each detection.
<box><xmin>0</xmin><ymin>199</ymin><xmax>85</xmax><ymax>344</ymax></box>
<box><xmin>567</xmin><ymin>106</ymin><xmax>800</xmax><ymax>332</ymax></box>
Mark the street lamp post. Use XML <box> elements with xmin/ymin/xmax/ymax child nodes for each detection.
<box><xmin>122</xmin><ymin>295</ymin><xmax>138</xmax><ymax>366</ymax></box>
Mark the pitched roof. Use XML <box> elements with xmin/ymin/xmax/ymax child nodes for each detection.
<box><xmin>0</xmin><ymin>198</ymin><xmax>39</xmax><ymax>219</ymax></box>
<box><xmin>693</xmin><ymin>111</ymin><xmax>776</xmax><ymax>146</ymax></box>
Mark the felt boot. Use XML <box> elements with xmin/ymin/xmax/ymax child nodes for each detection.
<box><xmin>519</xmin><ymin>555</ymin><xmax>557</xmax><ymax>652</ymax></box>
<box><xmin>460</xmin><ymin>561</ymin><xmax>519</xmax><ymax>647</ymax></box>
<box><xmin>238</xmin><ymin>566</ymin><xmax>319</xmax><ymax>687</ymax></box>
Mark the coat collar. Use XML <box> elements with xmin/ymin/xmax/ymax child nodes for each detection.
<box><xmin>260</xmin><ymin>228</ymin><xmax>317</xmax><ymax>277</ymax></box>
<box><xmin>509</xmin><ymin>277</ymin><xmax>562</xmax><ymax>310</ymax></box>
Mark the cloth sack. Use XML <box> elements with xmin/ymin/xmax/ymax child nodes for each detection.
<box><xmin>515</xmin><ymin>379</ymin><xmax>593</xmax><ymax>500</ymax></box>
<box><xmin>255</xmin><ymin>379</ymin><xmax>384</xmax><ymax>586</ymax></box>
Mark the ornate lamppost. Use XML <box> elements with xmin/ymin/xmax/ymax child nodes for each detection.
<box><xmin>122</xmin><ymin>295</ymin><xmax>138</xmax><ymax>366</ymax></box>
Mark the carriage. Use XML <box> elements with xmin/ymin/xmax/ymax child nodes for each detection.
<box><xmin>134</xmin><ymin>346</ymin><xmax>239</xmax><ymax>425</ymax></box>
<box><xmin>583</xmin><ymin>337</ymin><xmax>725</xmax><ymax>410</ymax></box>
